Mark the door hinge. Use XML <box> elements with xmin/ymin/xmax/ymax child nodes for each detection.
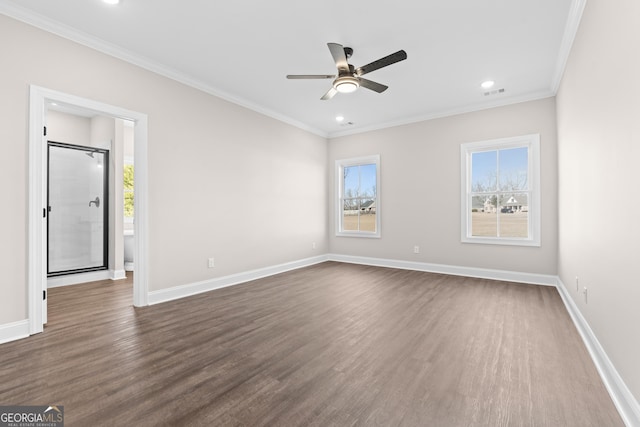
<box><xmin>43</xmin><ymin>126</ymin><xmax>47</xmax><ymax>136</ymax></box>
<box><xmin>43</xmin><ymin>208</ymin><xmax>46</xmax><ymax>218</ymax></box>
<box><xmin>43</xmin><ymin>290</ymin><xmax>46</xmax><ymax>300</ymax></box>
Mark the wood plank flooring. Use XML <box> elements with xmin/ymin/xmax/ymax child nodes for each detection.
<box><xmin>0</xmin><ymin>262</ymin><xmax>623</xmax><ymax>426</ymax></box>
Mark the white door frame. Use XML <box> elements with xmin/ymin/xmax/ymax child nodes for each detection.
<box><xmin>28</xmin><ymin>85</ymin><xmax>149</xmax><ymax>334</ymax></box>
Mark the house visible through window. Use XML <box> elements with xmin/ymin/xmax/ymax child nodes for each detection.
<box><xmin>336</xmin><ymin>155</ymin><xmax>380</xmax><ymax>237</ymax></box>
<box><xmin>461</xmin><ymin>134</ymin><xmax>540</xmax><ymax>246</ymax></box>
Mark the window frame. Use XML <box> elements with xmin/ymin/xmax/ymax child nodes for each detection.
<box><xmin>460</xmin><ymin>134</ymin><xmax>540</xmax><ymax>246</ymax></box>
<box><xmin>336</xmin><ymin>155</ymin><xmax>381</xmax><ymax>238</ymax></box>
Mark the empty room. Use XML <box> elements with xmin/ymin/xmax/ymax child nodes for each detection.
<box><xmin>0</xmin><ymin>0</ymin><xmax>638</xmax><ymax>426</ymax></box>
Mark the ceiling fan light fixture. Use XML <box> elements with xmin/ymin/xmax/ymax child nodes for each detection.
<box><xmin>334</xmin><ymin>76</ymin><xmax>360</xmax><ymax>93</ymax></box>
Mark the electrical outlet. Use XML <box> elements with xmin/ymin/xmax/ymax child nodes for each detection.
<box><xmin>413</xmin><ymin>245</ymin><xmax>420</xmax><ymax>254</ymax></box>
<box><xmin>583</xmin><ymin>286</ymin><xmax>588</xmax><ymax>304</ymax></box>
<box><xmin>576</xmin><ymin>276</ymin><xmax>579</xmax><ymax>291</ymax></box>
<box><xmin>312</xmin><ymin>242</ymin><xmax>316</xmax><ymax>250</ymax></box>
<box><xmin>208</xmin><ymin>257</ymin><xmax>215</xmax><ymax>268</ymax></box>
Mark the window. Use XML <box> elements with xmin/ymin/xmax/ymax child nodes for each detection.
<box><xmin>336</xmin><ymin>155</ymin><xmax>380</xmax><ymax>237</ymax></box>
<box><xmin>124</xmin><ymin>162</ymin><xmax>134</xmax><ymax>222</ymax></box>
<box><xmin>461</xmin><ymin>134</ymin><xmax>540</xmax><ymax>246</ymax></box>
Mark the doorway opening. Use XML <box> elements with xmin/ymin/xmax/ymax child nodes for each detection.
<box><xmin>47</xmin><ymin>142</ymin><xmax>109</xmax><ymax>277</ymax></box>
<box><xmin>28</xmin><ymin>85</ymin><xmax>149</xmax><ymax>335</ymax></box>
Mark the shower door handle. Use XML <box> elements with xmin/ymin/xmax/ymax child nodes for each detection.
<box><xmin>89</xmin><ymin>196</ymin><xmax>100</xmax><ymax>208</ymax></box>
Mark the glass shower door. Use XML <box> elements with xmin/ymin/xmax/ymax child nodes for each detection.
<box><xmin>48</xmin><ymin>142</ymin><xmax>109</xmax><ymax>276</ymax></box>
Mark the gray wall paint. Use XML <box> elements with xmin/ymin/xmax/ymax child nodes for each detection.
<box><xmin>556</xmin><ymin>0</ymin><xmax>640</xmax><ymax>403</ymax></box>
<box><xmin>328</xmin><ymin>98</ymin><xmax>558</xmax><ymax>275</ymax></box>
<box><xmin>0</xmin><ymin>14</ymin><xmax>328</xmax><ymax>323</ymax></box>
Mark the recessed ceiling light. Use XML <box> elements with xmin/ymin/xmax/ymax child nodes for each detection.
<box><xmin>102</xmin><ymin>0</ymin><xmax>120</xmax><ymax>5</ymax></box>
<box><xmin>336</xmin><ymin>116</ymin><xmax>345</xmax><ymax>122</ymax></box>
<box><xmin>481</xmin><ymin>80</ymin><xmax>495</xmax><ymax>89</ymax></box>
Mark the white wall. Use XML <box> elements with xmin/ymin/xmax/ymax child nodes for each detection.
<box><xmin>46</xmin><ymin>110</ymin><xmax>91</xmax><ymax>145</ymax></box>
<box><xmin>328</xmin><ymin>98</ymin><xmax>558</xmax><ymax>275</ymax></box>
<box><xmin>0</xmin><ymin>14</ymin><xmax>328</xmax><ymax>324</ymax></box>
<box><xmin>556</xmin><ymin>0</ymin><xmax>640</xmax><ymax>404</ymax></box>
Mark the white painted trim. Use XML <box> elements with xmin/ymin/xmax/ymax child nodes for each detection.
<box><xmin>110</xmin><ymin>269</ymin><xmax>127</xmax><ymax>281</ymax></box>
<box><xmin>29</xmin><ymin>85</ymin><xmax>149</xmax><ymax>337</ymax></box>
<box><xmin>48</xmin><ymin>270</ymin><xmax>111</xmax><ymax>288</ymax></box>
<box><xmin>335</xmin><ymin>155</ymin><xmax>381</xmax><ymax>238</ymax></box>
<box><xmin>327</xmin><ymin>254</ymin><xmax>558</xmax><ymax>286</ymax></box>
<box><xmin>0</xmin><ymin>320</ymin><xmax>30</xmax><ymax>345</ymax></box>
<box><xmin>460</xmin><ymin>134</ymin><xmax>541</xmax><ymax>247</ymax></box>
<box><xmin>0</xmin><ymin>3</ymin><xmax>563</xmax><ymax>141</ymax></box>
<box><xmin>550</xmin><ymin>0</ymin><xmax>587</xmax><ymax>93</ymax></box>
<box><xmin>28</xmin><ymin>86</ymin><xmax>47</xmax><ymax>334</ymax></box>
<box><xmin>0</xmin><ymin>3</ymin><xmax>327</xmax><ymax>139</ymax></box>
<box><xmin>148</xmin><ymin>255</ymin><xmax>329</xmax><ymax>305</ymax></box>
<box><xmin>556</xmin><ymin>278</ymin><xmax>640</xmax><ymax>427</ymax></box>
<box><xmin>328</xmin><ymin>92</ymin><xmax>555</xmax><ymax>139</ymax></box>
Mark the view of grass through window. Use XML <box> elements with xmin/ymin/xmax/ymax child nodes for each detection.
<box><xmin>470</xmin><ymin>147</ymin><xmax>529</xmax><ymax>238</ymax></box>
<box><xmin>124</xmin><ymin>164</ymin><xmax>134</xmax><ymax>218</ymax></box>
<box><xmin>342</xmin><ymin>163</ymin><xmax>377</xmax><ymax>232</ymax></box>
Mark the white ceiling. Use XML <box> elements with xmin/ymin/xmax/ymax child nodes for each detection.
<box><xmin>1</xmin><ymin>0</ymin><xmax>579</xmax><ymax>137</ymax></box>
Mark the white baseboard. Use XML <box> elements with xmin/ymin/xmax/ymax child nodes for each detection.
<box><xmin>556</xmin><ymin>278</ymin><xmax>640</xmax><ymax>427</ymax></box>
<box><xmin>0</xmin><ymin>320</ymin><xmax>30</xmax><ymax>345</ymax></box>
<box><xmin>327</xmin><ymin>254</ymin><xmax>558</xmax><ymax>286</ymax></box>
<box><xmin>110</xmin><ymin>269</ymin><xmax>127</xmax><ymax>280</ymax></box>
<box><xmin>148</xmin><ymin>255</ymin><xmax>329</xmax><ymax>305</ymax></box>
<box><xmin>47</xmin><ymin>270</ymin><xmax>112</xmax><ymax>288</ymax></box>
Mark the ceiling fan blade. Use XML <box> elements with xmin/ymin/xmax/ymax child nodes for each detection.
<box><xmin>358</xmin><ymin>78</ymin><xmax>388</xmax><ymax>93</ymax></box>
<box><xmin>286</xmin><ymin>74</ymin><xmax>335</xmax><ymax>79</ymax></box>
<box><xmin>327</xmin><ymin>43</ymin><xmax>349</xmax><ymax>72</ymax></box>
<box><xmin>320</xmin><ymin>87</ymin><xmax>338</xmax><ymax>100</ymax></box>
<box><xmin>356</xmin><ymin>50</ymin><xmax>407</xmax><ymax>76</ymax></box>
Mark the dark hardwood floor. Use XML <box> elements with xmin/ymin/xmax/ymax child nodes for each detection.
<box><xmin>0</xmin><ymin>262</ymin><xmax>623</xmax><ymax>426</ymax></box>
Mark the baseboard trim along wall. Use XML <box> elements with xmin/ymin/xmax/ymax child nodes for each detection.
<box><xmin>327</xmin><ymin>254</ymin><xmax>558</xmax><ymax>286</ymax></box>
<box><xmin>556</xmin><ymin>278</ymin><xmax>640</xmax><ymax>427</ymax></box>
<box><xmin>148</xmin><ymin>255</ymin><xmax>330</xmax><ymax>305</ymax></box>
<box><xmin>4</xmin><ymin>253</ymin><xmax>637</xmax><ymax>426</ymax></box>
<box><xmin>110</xmin><ymin>269</ymin><xmax>127</xmax><ymax>280</ymax></box>
<box><xmin>0</xmin><ymin>320</ymin><xmax>30</xmax><ymax>345</ymax></box>
<box><xmin>148</xmin><ymin>254</ymin><xmax>558</xmax><ymax>306</ymax></box>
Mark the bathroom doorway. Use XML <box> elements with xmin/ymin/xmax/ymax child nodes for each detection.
<box><xmin>29</xmin><ymin>85</ymin><xmax>149</xmax><ymax>335</ymax></box>
<box><xmin>47</xmin><ymin>142</ymin><xmax>109</xmax><ymax>276</ymax></box>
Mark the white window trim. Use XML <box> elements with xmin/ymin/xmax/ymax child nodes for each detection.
<box><xmin>336</xmin><ymin>155</ymin><xmax>381</xmax><ymax>238</ymax></box>
<box><xmin>460</xmin><ymin>134</ymin><xmax>541</xmax><ymax>246</ymax></box>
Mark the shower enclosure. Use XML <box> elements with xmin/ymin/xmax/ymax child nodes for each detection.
<box><xmin>47</xmin><ymin>142</ymin><xmax>109</xmax><ymax>276</ymax></box>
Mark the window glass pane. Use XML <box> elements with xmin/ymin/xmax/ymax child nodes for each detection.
<box><xmin>342</xmin><ymin>200</ymin><xmax>358</xmax><ymax>231</ymax></box>
<box><xmin>499</xmin><ymin>193</ymin><xmax>529</xmax><ymax>237</ymax></box>
<box><xmin>359</xmin><ymin>198</ymin><xmax>376</xmax><ymax>232</ymax></box>
<box><xmin>343</xmin><ymin>165</ymin><xmax>359</xmax><ymax>198</ymax></box>
<box><xmin>359</xmin><ymin>163</ymin><xmax>377</xmax><ymax>197</ymax></box>
<box><xmin>471</xmin><ymin>151</ymin><xmax>497</xmax><ymax>191</ymax></box>
<box><xmin>471</xmin><ymin>195</ymin><xmax>497</xmax><ymax>236</ymax></box>
<box><xmin>499</xmin><ymin>147</ymin><xmax>528</xmax><ymax>191</ymax></box>
<box><xmin>124</xmin><ymin>192</ymin><xmax>134</xmax><ymax>218</ymax></box>
<box><xmin>124</xmin><ymin>164</ymin><xmax>134</xmax><ymax>218</ymax></box>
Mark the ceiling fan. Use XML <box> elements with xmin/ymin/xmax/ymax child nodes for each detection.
<box><xmin>286</xmin><ymin>43</ymin><xmax>407</xmax><ymax>100</ymax></box>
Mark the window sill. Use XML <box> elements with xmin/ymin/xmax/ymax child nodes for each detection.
<box><xmin>336</xmin><ymin>231</ymin><xmax>381</xmax><ymax>239</ymax></box>
<box><xmin>461</xmin><ymin>236</ymin><xmax>540</xmax><ymax>247</ymax></box>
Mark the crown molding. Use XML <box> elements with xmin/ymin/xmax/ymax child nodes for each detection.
<box><xmin>550</xmin><ymin>0</ymin><xmax>588</xmax><ymax>94</ymax></box>
<box><xmin>0</xmin><ymin>4</ymin><xmax>328</xmax><ymax>138</ymax></box>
